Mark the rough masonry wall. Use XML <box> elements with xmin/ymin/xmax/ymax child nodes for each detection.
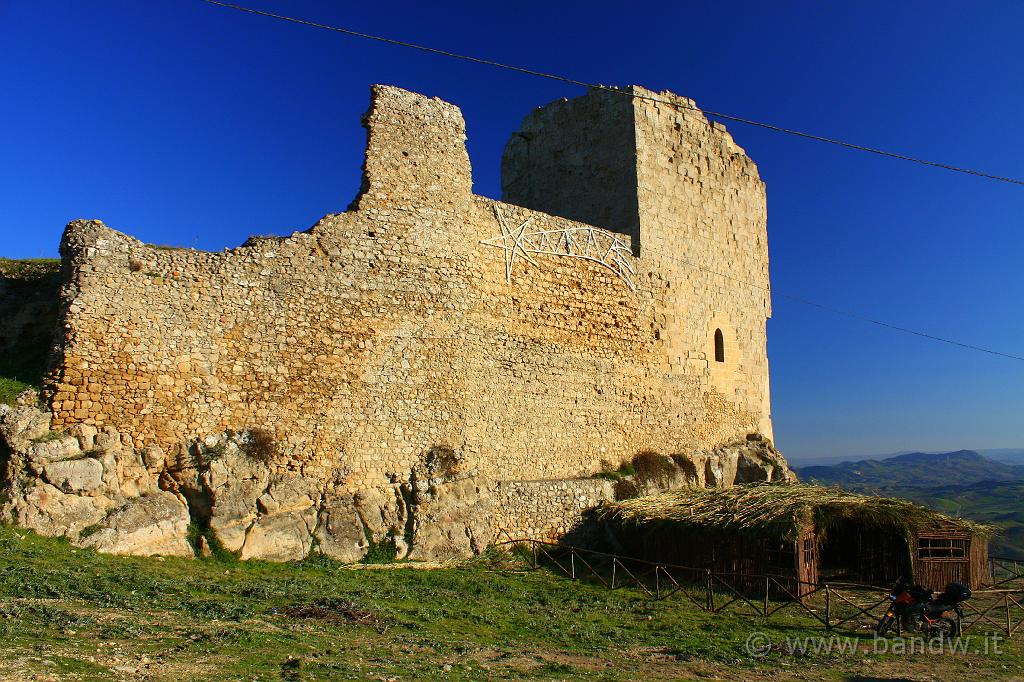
<box><xmin>501</xmin><ymin>90</ymin><xmax>640</xmax><ymax>248</ymax></box>
<box><xmin>502</xmin><ymin>86</ymin><xmax>773</xmax><ymax>439</ymax></box>
<box><xmin>631</xmin><ymin>87</ymin><xmax>772</xmax><ymax>436</ymax></box>
<box><xmin>47</xmin><ymin>85</ymin><xmax>769</xmax><ymax>499</ymax></box>
<box><xmin>491</xmin><ymin>479</ymin><xmax>615</xmax><ymax>543</ymax></box>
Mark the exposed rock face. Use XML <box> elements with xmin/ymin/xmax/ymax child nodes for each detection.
<box><xmin>1</xmin><ymin>399</ymin><xmax>794</xmax><ymax>560</ymax></box>
<box><xmin>405</xmin><ymin>473</ymin><xmax>494</xmax><ymax>561</ymax></box>
<box><xmin>12</xmin><ymin>483</ymin><xmax>111</xmax><ymax>537</ymax></box>
<box><xmin>627</xmin><ymin>435</ymin><xmax>794</xmax><ymax>497</ymax></box>
<box><xmin>78</xmin><ymin>491</ymin><xmax>192</xmax><ymax>557</ymax></box>
<box><xmin>0</xmin><ymin>404</ymin><xmax>51</xmax><ymax>452</ymax></box>
<box><xmin>314</xmin><ymin>496</ymin><xmax>368</xmax><ymax>563</ymax></box>
<box><xmin>42</xmin><ymin>457</ymin><xmax>104</xmax><ymax>493</ymax></box>
<box><xmin>692</xmin><ymin>434</ymin><xmax>793</xmax><ymax>488</ymax></box>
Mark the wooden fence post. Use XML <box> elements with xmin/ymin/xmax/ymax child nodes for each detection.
<box><xmin>571</xmin><ymin>551</ymin><xmax>576</xmax><ymax>580</ymax></box>
<box><xmin>1007</xmin><ymin>594</ymin><xmax>1013</xmax><ymax>637</ymax></box>
<box><xmin>764</xmin><ymin>576</ymin><xmax>770</xmax><ymax>618</ymax></box>
<box><xmin>825</xmin><ymin>584</ymin><xmax>832</xmax><ymax>630</ymax></box>
<box><xmin>532</xmin><ymin>542</ymin><xmax>537</xmax><ymax>570</ymax></box>
<box><xmin>706</xmin><ymin>570</ymin><xmax>713</xmax><ymax>611</ymax></box>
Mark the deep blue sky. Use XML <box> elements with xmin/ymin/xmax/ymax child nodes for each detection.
<box><xmin>2</xmin><ymin>1</ymin><xmax>1022</xmax><ymax>463</ymax></box>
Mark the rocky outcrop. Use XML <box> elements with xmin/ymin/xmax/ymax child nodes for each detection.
<box><xmin>78</xmin><ymin>491</ymin><xmax>192</xmax><ymax>557</ymax></box>
<box><xmin>11</xmin><ymin>483</ymin><xmax>111</xmax><ymax>537</ymax></box>
<box><xmin>694</xmin><ymin>434</ymin><xmax>794</xmax><ymax>488</ymax></box>
<box><xmin>621</xmin><ymin>434</ymin><xmax>794</xmax><ymax>498</ymax></box>
<box><xmin>0</xmin><ymin>400</ymin><xmax>516</xmax><ymax>561</ymax></box>
<box><xmin>1</xmin><ymin>396</ymin><xmax>795</xmax><ymax>561</ymax></box>
<box><xmin>405</xmin><ymin>473</ymin><xmax>494</xmax><ymax>561</ymax></box>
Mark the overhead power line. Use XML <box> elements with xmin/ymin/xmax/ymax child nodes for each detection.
<box><xmin>638</xmin><ymin>234</ymin><xmax>1024</xmax><ymax>363</ymax></box>
<box><xmin>192</xmin><ymin>0</ymin><xmax>1024</xmax><ymax>363</ymax></box>
<box><xmin>195</xmin><ymin>0</ymin><xmax>1024</xmax><ymax>187</ymax></box>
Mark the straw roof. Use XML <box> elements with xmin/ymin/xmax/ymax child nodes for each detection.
<box><xmin>597</xmin><ymin>483</ymin><xmax>994</xmax><ymax>541</ymax></box>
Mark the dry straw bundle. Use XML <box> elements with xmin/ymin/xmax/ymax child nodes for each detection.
<box><xmin>597</xmin><ymin>482</ymin><xmax>992</xmax><ymax>542</ymax></box>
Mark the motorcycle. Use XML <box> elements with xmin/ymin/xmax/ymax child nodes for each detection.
<box><xmin>876</xmin><ymin>580</ymin><xmax>930</xmax><ymax>635</ymax></box>
<box><xmin>876</xmin><ymin>581</ymin><xmax>971</xmax><ymax>638</ymax></box>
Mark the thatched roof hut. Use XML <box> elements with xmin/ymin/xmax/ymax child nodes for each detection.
<box><xmin>597</xmin><ymin>483</ymin><xmax>993</xmax><ymax>591</ymax></box>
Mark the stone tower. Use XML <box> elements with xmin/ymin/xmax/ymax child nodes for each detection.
<box><xmin>502</xmin><ymin>86</ymin><xmax>773</xmax><ymax>438</ymax></box>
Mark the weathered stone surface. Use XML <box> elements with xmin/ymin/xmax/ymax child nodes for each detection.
<box><xmin>140</xmin><ymin>445</ymin><xmax>164</xmax><ymax>471</ymax></box>
<box><xmin>11</xmin><ymin>484</ymin><xmax>111</xmax><ymax>538</ymax></box>
<box><xmin>172</xmin><ymin>447</ymin><xmax>270</xmax><ymax>553</ymax></box>
<box><xmin>352</xmin><ymin>485</ymin><xmax>406</xmax><ymax>543</ymax></box>
<box><xmin>26</xmin><ymin>436</ymin><xmax>82</xmax><ymax>467</ymax></box>
<box><xmin>111</xmin><ymin>449</ymin><xmax>154</xmax><ymax>498</ymax></box>
<box><xmin>46</xmin><ymin>84</ymin><xmax>778</xmax><ymax>495</ymax></box>
<box><xmin>704</xmin><ymin>435</ymin><xmax>793</xmax><ymax>486</ymax></box>
<box><xmin>238</xmin><ymin>510</ymin><xmax>315</xmax><ymax>561</ymax></box>
<box><xmin>0</xmin><ymin>404</ymin><xmax>52</xmax><ymax>451</ymax></box>
<box><xmin>314</xmin><ymin>494</ymin><xmax>367</xmax><ymax>562</ymax></box>
<box><xmin>237</xmin><ymin>477</ymin><xmax>320</xmax><ymax>561</ymax></box>
<box><xmin>407</xmin><ymin>474</ymin><xmax>494</xmax><ymax>561</ymax></box>
<box><xmin>78</xmin><ymin>491</ymin><xmax>192</xmax><ymax>557</ymax></box>
<box><xmin>42</xmin><ymin>457</ymin><xmax>104</xmax><ymax>493</ymax></box>
<box><xmin>492</xmin><ymin>478</ymin><xmax>615</xmax><ymax>542</ymax></box>
<box><xmin>68</xmin><ymin>424</ymin><xmax>98</xmax><ymax>451</ymax></box>
<box><xmin>15</xmin><ymin>388</ymin><xmax>40</xmax><ymax>408</ymax></box>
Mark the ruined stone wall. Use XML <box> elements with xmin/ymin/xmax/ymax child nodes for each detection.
<box><xmin>502</xmin><ymin>90</ymin><xmax>640</xmax><ymax>248</ymax></box>
<box><xmin>502</xmin><ymin>86</ymin><xmax>773</xmax><ymax>439</ymax></box>
<box><xmin>491</xmin><ymin>478</ymin><xmax>615</xmax><ymax>543</ymax></box>
<box><xmin>630</xmin><ymin>87</ymin><xmax>772</xmax><ymax>437</ymax></box>
<box><xmin>46</xmin><ymin>84</ymin><xmax>771</xmax><ymax>500</ymax></box>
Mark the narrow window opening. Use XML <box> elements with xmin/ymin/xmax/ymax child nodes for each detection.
<box><xmin>714</xmin><ymin>328</ymin><xmax>725</xmax><ymax>363</ymax></box>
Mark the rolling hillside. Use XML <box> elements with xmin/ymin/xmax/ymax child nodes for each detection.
<box><xmin>796</xmin><ymin>450</ymin><xmax>1024</xmax><ymax>559</ymax></box>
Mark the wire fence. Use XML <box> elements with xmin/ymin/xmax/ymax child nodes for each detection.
<box><xmin>494</xmin><ymin>537</ymin><xmax>1024</xmax><ymax>637</ymax></box>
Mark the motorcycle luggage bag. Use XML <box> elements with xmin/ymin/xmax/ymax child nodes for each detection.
<box><xmin>940</xmin><ymin>582</ymin><xmax>972</xmax><ymax>604</ymax></box>
<box><xmin>909</xmin><ymin>585</ymin><xmax>932</xmax><ymax>602</ymax></box>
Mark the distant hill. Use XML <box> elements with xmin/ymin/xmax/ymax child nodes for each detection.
<box><xmin>884</xmin><ymin>480</ymin><xmax>1024</xmax><ymax>560</ymax></box>
<box><xmin>797</xmin><ymin>449</ymin><xmax>1024</xmax><ymax>489</ymax></box>
<box><xmin>796</xmin><ymin>450</ymin><xmax>1024</xmax><ymax>560</ymax></box>
<box><xmin>979</xmin><ymin>448</ymin><xmax>1024</xmax><ymax>465</ymax></box>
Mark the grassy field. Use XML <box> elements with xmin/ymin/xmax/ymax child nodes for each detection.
<box><xmin>0</xmin><ymin>257</ymin><xmax>61</xmax><ymax>405</ymax></box>
<box><xmin>1</xmin><ymin>526</ymin><xmax>1022</xmax><ymax>681</ymax></box>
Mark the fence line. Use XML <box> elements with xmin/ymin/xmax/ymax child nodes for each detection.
<box><xmin>494</xmin><ymin>536</ymin><xmax>1024</xmax><ymax>637</ymax></box>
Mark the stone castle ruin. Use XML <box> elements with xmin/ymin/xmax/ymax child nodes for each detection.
<box><xmin>0</xmin><ymin>84</ymin><xmax>791</xmax><ymax>561</ymax></box>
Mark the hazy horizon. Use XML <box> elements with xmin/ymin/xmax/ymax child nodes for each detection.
<box><xmin>789</xmin><ymin>446</ymin><xmax>1024</xmax><ymax>467</ymax></box>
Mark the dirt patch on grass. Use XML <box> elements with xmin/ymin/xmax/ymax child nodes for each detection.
<box><xmin>274</xmin><ymin>599</ymin><xmax>390</xmax><ymax>633</ymax></box>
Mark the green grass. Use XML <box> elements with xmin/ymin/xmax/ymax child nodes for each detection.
<box><xmin>0</xmin><ymin>376</ymin><xmax>32</xmax><ymax>406</ymax></box>
<box><xmin>0</xmin><ymin>257</ymin><xmax>60</xmax><ymax>280</ymax></box>
<box><xmin>591</xmin><ymin>461</ymin><xmax>635</xmax><ymax>481</ymax></box>
<box><xmin>1</xmin><ymin>524</ymin><xmax>1021</xmax><ymax>681</ymax></box>
<box><xmin>0</xmin><ymin>342</ymin><xmax>49</xmax><ymax>406</ymax></box>
<box><xmin>1</xmin><ymin>257</ymin><xmax>61</xmax><ymax>405</ymax></box>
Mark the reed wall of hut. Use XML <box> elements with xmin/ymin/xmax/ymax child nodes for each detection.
<box><xmin>911</xmin><ymin>526</ymin><xmax>989</xmax><ymax>590</ymax></box>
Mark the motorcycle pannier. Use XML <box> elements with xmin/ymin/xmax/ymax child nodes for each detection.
<box><xmin>940</xmin><ymin>582</ymin><xmax>972</xmax><ymax>604</ymax></box>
